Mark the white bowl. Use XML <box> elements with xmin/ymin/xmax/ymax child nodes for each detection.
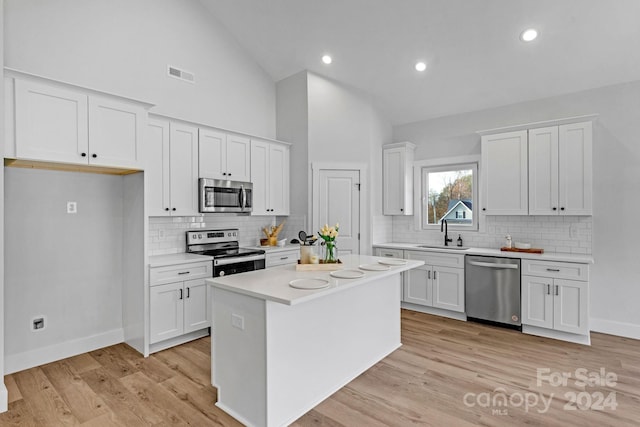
<box><xmin>277</xmin><ymin>239</ymin><xmax>287</xmax><ymax>247</ymax></box>
<box><xmin>514</xmin><ymin>242</ymin><xmax>531</xmax><ymax>249</ymax></box>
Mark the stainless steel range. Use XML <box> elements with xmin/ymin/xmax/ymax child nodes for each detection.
<box><xmin>186</xmin><ymin>229</ymin><xmax>265</xmax><ymax>277</ymax></box>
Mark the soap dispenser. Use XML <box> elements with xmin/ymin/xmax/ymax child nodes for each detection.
<box><xmin>457</xmin><ymin>234</ymin><xmax>463</xmax><ymax>247</ymax></box>
<box><xmin>505</xmin><ymin>234</ymin><xmax>512</xmax><ymax>249</ymax></box>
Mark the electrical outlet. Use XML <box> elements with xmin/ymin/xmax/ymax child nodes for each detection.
<box><xmin>67</xmin><ymin>201</ymin><xmax>77</xmax><ymax>214</ymax></box>
<box><xmin>231</xmin><ymin>313</ymin><xmax>245</xmax><ymax>330</ymax></box>
<box><xmin>32</xmin><ymin>316</ymin><xmax>45</xmax><ymax>331</ymax></box>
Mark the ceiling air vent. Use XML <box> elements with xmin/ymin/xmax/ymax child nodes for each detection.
<box><xmin>167</xmin><ymin>65</ymin><xmax>195</xmax><ymax>83</ymax></box>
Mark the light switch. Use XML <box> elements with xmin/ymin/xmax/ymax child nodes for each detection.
<box><xmin>231</xmin><ymin>313</ymin><xmax>245</xmax><ymax>330</ymax></box>
<box><xmin>67</xmin><ymin>201</ymin><xmax>77</xmax><ymax>214</ymax></box>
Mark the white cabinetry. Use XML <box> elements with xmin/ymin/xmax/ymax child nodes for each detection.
<box><xmin>12</xmin><ymin>77</ymin><xmax>146</xmax><ymax>169</ymax></box>
<box><xmin>480</xmin><ymin>130</ymin><xmax>528</xmax><ymax>215</ymax></box>
<box><xmin>251</xmin><ymin>139</ymin><xmax>290</xmax><ymax>215</ymax></box>
<box><xmin>149</xmin><ymin>261</ymin><xmax>212</xmax><ymax>345</ymax></box>
<box><xmin>529</xmin><ymin>122</ymin><xmax>592</xmax><ymax>215</ymax></box>
<box><xmin>383</xmin><ymin>142</ymin><xmax>415</xmax><ymax>215</ymax></box>
<box><xmin>265</xmin><ymin>248</ymin><xmax>298</xmax><ymax>268</ymax></box>
<box><xmin>146</xmin><ymin>118</ymin><xmax>199</xmax><ymax>216</ymax></box>
<box><xmin>199</xmin><ymin>128</ymin><xmax>251</xmax><ymax>181</ymax></box>
<box><xmin>522</xmin><ymin>259</ymin><xmax>589</xmax><ymax>337</ymax></box>
<box><xmin>403</xmin><ymin>250</ymin><xmax>465</xmax><ymax>313</ymax></box>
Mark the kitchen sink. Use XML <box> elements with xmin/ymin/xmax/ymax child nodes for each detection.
<box><xmin>416</xmin><ymin>245</ymin><xmax>469</xmax><ymax>251</ymax></box>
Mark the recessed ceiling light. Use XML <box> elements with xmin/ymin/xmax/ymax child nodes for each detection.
<box><xmin>415</xmin><ymin>61</ymin><xmax>427</xmax><ymax>72</ymax></box>
<box><xmin>322</xmin><ymin>55</ymin><xmax>332</xmax><ymax>65</ymax></box>
<box><xmin>520</xmin><ymin>28</ymin><xmax>538</xmax><ymax>42</ymax></box>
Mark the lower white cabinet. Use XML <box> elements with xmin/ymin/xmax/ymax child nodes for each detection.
<box><xmin>149</xmin><ymin>261</ymin><xmax>212</xmax><ymax>345</ymax></box>
<box><xmin>521</xmin><ymin>260</ymin><xmax>589</xmax><ymax>336</ymax></box>
<box><xmin>265</xmin><ymin>249</ymin><xmax>298</xmax><ymax>268</ymax></box>
<box><xmin>403</xmin><ymin>250</ymin><xmax>465</xmax><ymax>313</ymax></box>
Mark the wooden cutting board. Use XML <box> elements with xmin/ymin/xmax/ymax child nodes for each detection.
<box><xmin>500</xmin><ymin>247</ymin><xmax>544</xmax><ymax>254</ymax></box>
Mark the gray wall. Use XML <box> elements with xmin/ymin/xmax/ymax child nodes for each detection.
<box><xmin>4</xmin><ymin>168</ymin><xmax>124</xmax><ymax>372</ymax></box>
<box><xmin>393</xmin><ymin>80</ymin><xmax>640</xmax><ymax>337</ymax></box>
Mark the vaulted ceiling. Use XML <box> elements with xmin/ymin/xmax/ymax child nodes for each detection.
<box><xmin>200</xmin><ymin>0</ymin><xmax>640</xmax><ymax>125</ymax></box>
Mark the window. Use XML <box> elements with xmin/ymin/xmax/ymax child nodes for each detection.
<box><xmin>421</xmin><ymin>162</ymin><xmax>477</xmax><ymax>230</ymax></box>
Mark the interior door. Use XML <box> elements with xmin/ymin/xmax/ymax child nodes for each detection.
<box><xmin>315</xmin><ymin>169</ymin><xmax>361</xmax><ymax>255</ymax></box>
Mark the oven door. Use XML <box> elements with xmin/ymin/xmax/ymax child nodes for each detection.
<box><xmin>213</xmin><ymin>255</ymin><xmax>266</xmax><ymax>277</ymax></box>
<box><xmin>199</xmin><ymin>178</ymin><xmax>253</xmax><ymax>213</ymax></box>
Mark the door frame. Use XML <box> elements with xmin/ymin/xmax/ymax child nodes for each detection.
<box><xmin>311</xmin><ymin>162</ymin><xmax>370</xmax><ymax>255</ymax></box>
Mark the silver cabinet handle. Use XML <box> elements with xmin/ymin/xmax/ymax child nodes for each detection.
<box><xmin>555</xmin><ymin>285</ymin><xmax>559</xmax><ymax>296</ymax></box>
<box><xmin>186</xmin><ymin>287</ymin><xmax>190</xmax><ymax>298</ymax></box>
<box><xmin>428</xmin><ymin>270</ymin><xmax>431</xmax><ymax>280</ymax></box>
<box><xmin>469</xmin><ymin>261</ymin><xmax>519</xmax><ymax>269</ymax></box>
<box><xmin>546</xmin><ymin>268</ymin><xmax>561</xmax><ymax>272</ymax></box>
<box><xmin>179</xmin><ymin>289</ymin><xmax>183</xmax><ymax>300</ymax></box>
<box><xmin>547</xmin><ymin>284</ymin><xmax>550</xmax><ymax>295</ymax></box>
<box><xmin>178</xmin><ymin>271</ymin><xmax>190</xmax><ymax>275</ymax></box>
<box><xmin>280</xmin><ymin>256</ymin><xmax>289</xmax><ymax>260</ymax></box>
<box><xmin>433</xmin><ymin>270</ymin><xmax>437</xmax><ymax>280</ymax></box>
<box><xmin>384</xmin><ymin>254</ymin><xmax>393</xmax><ymax>257</ymax></box>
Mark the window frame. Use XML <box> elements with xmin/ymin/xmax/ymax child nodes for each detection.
<box><xmin>413</xmin><ymin>156</ymin><xmax>479</xmax><ymax>232</ymax></box>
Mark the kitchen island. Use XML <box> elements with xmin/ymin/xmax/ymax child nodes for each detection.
<box><xmin>206</xmin><ymin>254</ymin><xmax>423</xmax><ymax>427</ymax></box>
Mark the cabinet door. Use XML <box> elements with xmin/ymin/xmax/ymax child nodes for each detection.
<box><xmin>88</xmin><ymin>96</ymin><xmax>145</xmax><ymax>169</ymax></box>
<box><xmin>383</xmin><ymin>147</ymin><xmax>405</xmax><ymax>215</ymax></box>
<box><xmin>183</xmin><ymin>279</ymin><xmax>210</xmax><ymax>333</ymax></box>
<box><xmin>199</xmin><ymin>128</ymin><xmax>226</xmax><ymax>179</ymax></box>
<box><xmin>432</xmin><ymin>266</ymin><xmax>465</xmax><ymax>312</ymax></box>
<box><xmin>558</xmin><ymin>122</ymin><xmax>592</xmax><ymax>215</ymax></box>
<box><xmin>553</xmin><ymin>279</ymin><xmax>588</xmax><ymax>335</ymax></box>
<box><xmin>375</xmin><ymin>248</ymin><xmax>404</xmax><ymax>258</ymax></box>
<box><xmin>522</xmin><ymin>275</ymin><xmax>554</xmax><ymax>329</ymax></box>
<box><xmin>269</xmin><ymin>143</ymin><xmax>290</xmax><ymax>215</ymax></box>
<box><xmin>146</xmin><ymin>119</ymin><xmax>171</xmax><ymax>216</ymax></box>
<box><xmin>150</xmin><ymin>282</ymin><xmax>184</xmax><ymax>344</ymax></box>
<box><xmin>169</xmin><ymin>122</ymin><xmax>200</xmax><ymax>216</ymax></box>
<box><xmin>226</xmin><ymin>134</ymin><xmax>251</xmax><ymax>181</ymax></box>
<box><xmin>403</xmin><ymin>266</ymin><xmax>432</xmax><ymax>306</ymax></box>
<box><xmin>14</xmin><ymin>79</ymin><xmax>89</xmax><ymax>164</ymax></box>
<box><xmin>528</xmin><ymin>126</ymin><xmax>559</xmax><ymax>215</ymax></box>
<box><xmin>480</xmin><ymin>130</ymin><xmax>528</xmax><ymax>215</ymax></box>
<box><xmin>250</xmin><ymin>140</ymin><xmax>270</xmax><ymax>215</ymax></box>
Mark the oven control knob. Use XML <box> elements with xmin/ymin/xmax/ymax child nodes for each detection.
<box><xmin>233</xmin><ymin>232</ymin><xmax>237</xmax><ymax>236</ymax></box>
<box><xmin>198</xmin><ymin>234</ymin><xmax>202</xmax><ymax>239</ymax></box>
<box><xmin>192</xmin><ymin>234</ymin><xmax>197</xmax><ymax>239</ymax></box>
<box><xmin>219</xmin><ymin>271</ymin><xmax>225</xmax><ymax>277</ymax></box>
<box><xmin>228</xmin><ymin>232</ymin><xmax>231</xmax><ymax>237</ymax></box>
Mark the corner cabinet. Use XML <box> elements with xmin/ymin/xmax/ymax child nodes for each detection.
<box><xmin>529</xmin><ymin>122</ymin><xmax>592</xmax><ymax>215</ymax></box>
<box><xmin>9</xmin><ymin>75</ymin><xmax>148</xmax><ymax>170</ymax></box>
<box><xmin>480</xmin><ymin>130</ymin><xmax>528</xmax><ymax>215</ymax></box>
<box><xmin>146</xmin><ymin>118</ymin><xmax>200</xmax><ymax>216</ymax></box>
<box><xmin>251</xmin><ymin>139</ymin><xmax>290</xmax><ymax>216</ymax></box>
<box><xmin>199</xmin><ymin>128</ymin><xmax>251</xmax><ymax>182</ymax></box>
<box><xmin>383</xmin><ymin>142</ymin><xmax>415</xmax><ymax>215</ymax></box>
<box><xmin>521</xmin><ymin>259</ymin><xmax>589</xmax><ymax>338</ymax></box>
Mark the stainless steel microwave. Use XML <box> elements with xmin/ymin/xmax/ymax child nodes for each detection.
<box><xmin>199</xmin><ymin>178</ymin><xmax>253</xmax><ymax>213</ymax></box>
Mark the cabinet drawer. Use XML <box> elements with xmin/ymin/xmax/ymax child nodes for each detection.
<box><xmin>150</xmin><ymin>261</ymin><xmax>212</xmax><ymax>286</ymax></box>
<box><xmin>404</xmin><ymin>250</ymin><xmax>465</xmax><ymax>268</ymax></box>
<box><xmin>375</xmin><ymin>248</ymin><xmax>404</xmax><ymax>258</ymax></box>
<box><xmin>266</xmin><ymin>250</ymin><xmax>299</xmax><ymax>268</ymax></box>
<box><xmin>522</xmin><ymin>260</ymin><xmax>589</xmax><ymax>281</ymax></box>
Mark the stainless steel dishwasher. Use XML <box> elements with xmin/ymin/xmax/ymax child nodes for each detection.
<box><xmin>465</xmin><ymin>255</ymin><xmax>521</xmax><ymax>329</ymax></box>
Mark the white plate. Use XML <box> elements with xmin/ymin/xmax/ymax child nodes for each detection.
<box><xmin>359</xmin><ymin>263</ymin><xmax>390</xmax><ymax>271</ymax></box>
<box><xmin>289</xmin><ymin>278</ymin><xmax>330</xmax><ymax>290</ymax></box>
<box><xmin>378</xmin><ymin>258</ymin><xmax>408</xmax><ymax>266</ymax></box>
<box><xmin>330</xmin><ymin>269</ymin><xmax>365</xmax><ymax>279</ymax></box>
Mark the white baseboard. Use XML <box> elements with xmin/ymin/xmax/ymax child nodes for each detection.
<box><xmin>0</xmin><ymin>381</ymin><xmax>8</xmax><ymax>413</ymax></box>
<box><xmin>590</xmin><ymin>318</ymin><xmax>640</xmax><ymax>340</ymax></box>
<box><xmin>5</xmin><ymin>328</ymin><xmax>124</xmax><ymax>374</ymax></box>
<box><xmin>401</xmin><ymin>302</ymin><xmax>467</xmax><ymax>321</ymax></box>
<box><xmin>522</xmin><ymin>325</ymin><xmax>591</xmax><ymax>345</ymax></box>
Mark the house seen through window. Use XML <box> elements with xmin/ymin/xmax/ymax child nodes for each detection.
<box><xmin>421</xmin><ymin>163</ymin><xmax>477</xmax><ymax>230</ymax></box>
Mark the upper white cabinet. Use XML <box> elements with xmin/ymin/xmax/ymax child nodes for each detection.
<box><xmin>529</xmin><ymin>122</ymin><xmax>593</xmax><ymax>215</ymax></box>
<box><xmin>480</xmin><ymin>130</ymin><xmax>528</xmax><ymax>215</ymax></box>
<box><xmin>383</xmin><ymin>142</ymin><xmax>415</xmax><ymax>215</ymax></box>
<box><xmin>199</xmin><ymin>128</ymin><xmax>251</xmax><ymax>182</ymax></box>
<box><xmin>251</xmin><ymin>139</ymin><xmax>290</xmax><ymax>216</ymax></box>
<box><xmin>11</xmin><ymin>77</ymin><xmax>146</xmax><ymax>170</ymax></box>
<box><xmin>146</xmin><ymin>118</ymin><xmax>199</xmax><ymax>216</ymax></box>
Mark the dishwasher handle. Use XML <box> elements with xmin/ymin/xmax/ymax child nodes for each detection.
<box><xmin>468</xmin><ymin>260</ymin><xmax>519</xmax><ymax>269</ymax></box>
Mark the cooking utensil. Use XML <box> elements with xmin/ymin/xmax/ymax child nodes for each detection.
<box><xmin>298</xmin><ymin>230</ymin><xmax>307</xmax><ymax>244</ymax></box>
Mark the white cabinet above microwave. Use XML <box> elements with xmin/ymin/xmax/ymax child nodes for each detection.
<box><xmin>198</xmin><ymin>128</ymin><xmax>251</xmax><ymax>182</ymax></box>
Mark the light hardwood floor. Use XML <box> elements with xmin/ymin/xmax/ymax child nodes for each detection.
<box><xmin>1</xmin><ymin>310</ymin><xmax>639</xmax><ymax>426</ymax></box>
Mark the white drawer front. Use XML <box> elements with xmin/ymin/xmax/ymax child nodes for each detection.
<box><xmin>404</xmin><ymin>250</ymin><xmax>464</xmax><ymax>268</ymax></box>
<box><xmin>266</xmin><ymin>250</ymin><xmax>299</xmax><ymax>268</ymax></box>
<box><xmin>522</xmin><ymin>260</ymin><xmax>589</xmax><ymax>281</ymax></box>
<box><xmin>150</xmin><ymin>261</ymin><xmax>212</xmax><ymax>286</ymax></box>
<box><xmin>375</xmin><ymin>248</ymin><xmax>404</xmax><ymax>258</ymax></box>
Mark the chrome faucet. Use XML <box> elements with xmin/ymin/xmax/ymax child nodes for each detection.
<box><xmin>441</xmin><ymin>219</ymin><xmax>453</xmax><ymax>246</ymax></box>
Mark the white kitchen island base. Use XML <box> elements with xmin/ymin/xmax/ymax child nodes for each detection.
<box><xmin>208</xmin><ymin>255</ymin><xmax>422</xmax><ymax>427</ymax></box>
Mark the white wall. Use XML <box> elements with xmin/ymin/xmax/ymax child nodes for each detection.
<box><xmin>0</xmin><ymin>0</ymin><xmax>7</xmax><ymax>412</ymax></box>
<box><xmin>4</xmin><ymin>168</ymin><xmax>125</xmax><ymax>373</ymax></box>
<box><xmin>393</xmin><ymin>80</ymin><xmax>640</xmax><ymax>338</ymax></box>
<box><xmin>4</xmin><ymin>0</ymin><xmax>276</xmax><ymax>138</ymax></box>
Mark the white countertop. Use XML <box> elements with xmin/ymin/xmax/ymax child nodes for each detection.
<box><xmin>373</xmin><ymin>242</ymin><xmax>594</xmax><ymax>264</ymax></box>
<box><xmin>148</xmin><ymin>252</ymin><xmax>213</xmax><ymax>268</ymax></box>
<box><xmin>206</xmin><ymin>254</ymin><xmax>423</xmax><ymax>306</ymax></box>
